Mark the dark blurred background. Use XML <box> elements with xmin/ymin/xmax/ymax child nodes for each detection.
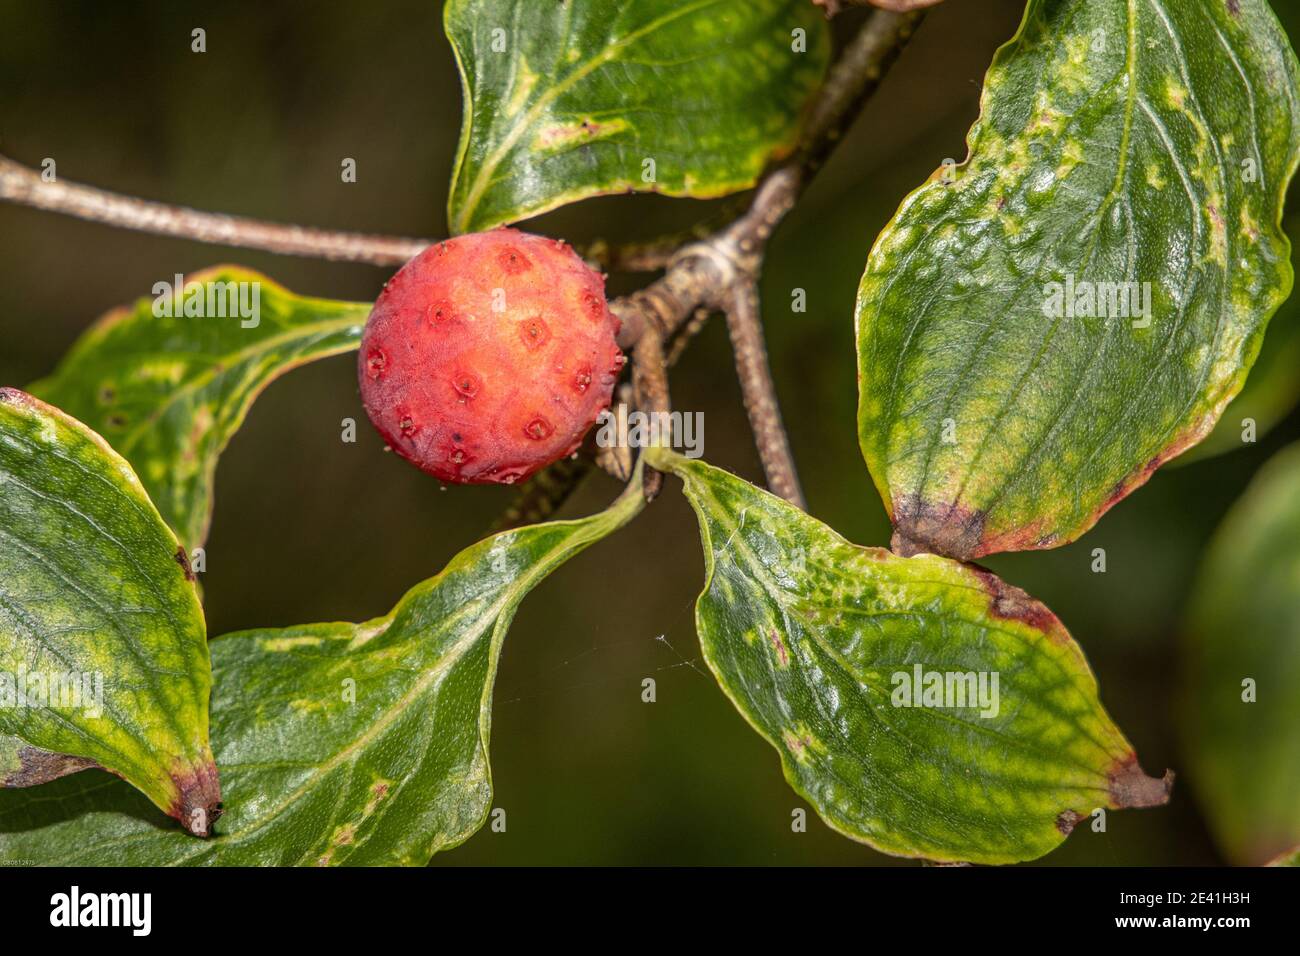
<box><xmin>2</xmin><ymin>0</ymin><xmax>1297</xmax><ymax>865</ymax></box>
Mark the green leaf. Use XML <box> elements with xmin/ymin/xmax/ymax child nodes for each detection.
<box><xmin>1183</xmin><ymin>441</ymin><xmax>1300</xmax><ymax>866</ymax></box>
<box><xmin>0</xmin><ymin>474</ymin><xmax>644</xmax><ymax>865</ymax></box>
<box><xmin>444</xmin><ymin>0</ymin><xmax>829</xmax><ymax>233</ymax></box>
<box><xmin>856</xmin><ymin>0</ymin><xmax>1300</xmax><ymax>561</ymax></box>
<box><xmin>648</xmin><ymin>448</ymin><xmax>1170</xmax><ymax>864</ymax></box>
<box><xmin>0</xmin><ymin>389</ymin><xmax>218</xmax><ymax>835</ymax></box>
<box><xmin>31</xmin><ymin>267</ymin><xmax>370</xmax><ymax>550</ymax></box>
<box><xmin>1180</xmin><ymin>216</ymin><xmax>1300</xmax><ymax>463</ymax></box>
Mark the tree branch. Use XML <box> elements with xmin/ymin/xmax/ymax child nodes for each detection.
<box><xmin>490</xmin><ymin>455</ymin><xmax>594</xmax><ymax>532</ymax></box>
<box><xmin>4</xmin><ymin>8</ymin><xmax>924</xmax><ymax>518</ymax></box>
<box><xmin>0</xmin><ymin>154</ymin><xmax>433</xmax><ymax>265</ymax></box>
<box><xmin>610</xmin><ymin>9</ymin><xmax>923</xmax><ymax>503</ymax></box>
<box><xmin>582</xmin><ymin>228</ymin><xmax>706</xmax><ymax>273</ymax></box>
<box><xmin>813</xmin><ymin>0</ymin><xmax>944</xmax><ymax>17</ymax></box>
<box><xmin>614</xmin><ymin>8</ymin><xmax>923</xmax><ymax>351</ymax></box>
<box><xmin>629</xmin><ymin>321</ymin><xmax>670</xmax><ymax>502</ymax></box>
<box><xmin>0</xmin><ymin>152</ymin><xmax>731</xmax><ymax>275</ymax></box>
<box><xmin>722</xmin><ymin>282</ymin><xmax>806</xmax><ymax>509</ymax></box>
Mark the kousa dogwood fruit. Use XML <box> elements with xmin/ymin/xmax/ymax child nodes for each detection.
<box><xmin>359</xmin><ymin>227</ymin><xmax>624</xmax><ymax>484</ymax></box>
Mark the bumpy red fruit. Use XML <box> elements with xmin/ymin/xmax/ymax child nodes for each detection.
<box><xmin>359</xmin><ymin>227</ymin><xmax>624</xmax><ymax>484</ymax></box>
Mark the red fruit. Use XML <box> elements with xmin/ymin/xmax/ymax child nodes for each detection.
<box><xmin>359</xmin><ymin>227</ymin><xmax>624</xmax><ymax>484</ymax></box>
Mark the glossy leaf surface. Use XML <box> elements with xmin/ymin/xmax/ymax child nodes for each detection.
<box><xmin>0</xmin><ymin>389</ymin><xmax>217</xmax><ymax>835</ymax></box>
<box><xmin>0</xmin><ymin>476</ymin><xmax>643</xmax><ymax>864</ymax></box>
<box><xmin>1181</xmin><ymin>216</ymin><xmax>1300</xmax><ymax>462</ymax></box>
<box><xmin>444</xmin><ymin>0</ymin><xmax>829</xmax><ymax>233</ymax></box>
<box><xmin>649</xmin><ymin>449</ymin><xmax>1169</xmax><ymax>864</ymax></box>
<box><xmin>856</xmin><ymin>0</ymin><xmax>1300</xmax><ymax>560</ymax></box>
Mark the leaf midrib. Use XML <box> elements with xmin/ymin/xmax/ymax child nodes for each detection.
<box><xmin>176</xmin><ymin>523</ymin><xmax>612</xmax><ymax>863</ymax></box>
<box><xmin>687</xmin><ymin>470</ymin><xmax>1119</xmax><ymax>776</ymax></box>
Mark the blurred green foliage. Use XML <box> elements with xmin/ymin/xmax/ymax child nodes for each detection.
<box><xmin>1183</xmin><ymin>442</ymin><xmax>1300</xmax><ymax>866</ymax></box>
<box><xmin>1</xmin><ymin>0</ymin><xmax>1297</xmax><ymax>865</ymax></box>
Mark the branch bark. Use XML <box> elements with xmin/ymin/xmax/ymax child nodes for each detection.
<box><xmin>4</xmin><ymin>9</ymin><xmax>924</xmax><ymax>520</ymax></box>
<box><xmin>614</xmin><ymin>8</ymin><xmax>924</xmax><ymax>352</ymax></box>
<box><xmin>0</xmin><ymin>154</ymin><xmax>433</xmax><ymax>265</ymax></box>
<box><xmin>723</xmin><ymin>282</ymin><xmax>806</xmax><ymax>509</ymax></box>
<box><xmin>813</xmin><ymin>0</ymin><xmax>944</xmax><ymax>16</ymax></box>
<box><xmin>628</xmin><ymin>321</ymin><xmax>670</xmax><ymax>502</ymax></box>
<box><xmin>490</xmin><ymin>455</ymin><xmax>593</xmax><ymax>532</ymax></box>
<box><xmin>610</xmin><ymin>9</ymin><xmax>923</xmax><ymax>505</ymax></box>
